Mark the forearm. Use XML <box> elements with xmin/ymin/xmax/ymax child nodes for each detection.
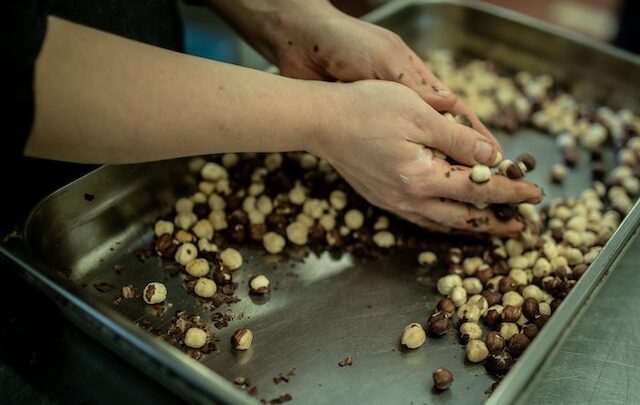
<box><xmin>27</xmin><ymin>16</ymin><xmax>330</xmax><ymax>164</ymax></box>
<box><xmin>205</xmin><ymin>0</ymin><xmax>335</xmax><ymax>64</ymax></box>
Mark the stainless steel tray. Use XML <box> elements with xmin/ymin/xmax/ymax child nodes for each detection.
<box><xmin>2</xmin><ymin>1</ymin><xmax>640</xmax><ymax>404</ymax></box>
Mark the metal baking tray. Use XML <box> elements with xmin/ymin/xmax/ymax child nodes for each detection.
<box><xmin>2</xmin><ymin>0</ymin><xmax>640</xmax><ymax>404</ymax></box>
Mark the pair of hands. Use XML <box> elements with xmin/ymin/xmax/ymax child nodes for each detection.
<box><xmin>217</xmin><ymin>1</ymin><xmax>543</xmax><ymax>235</ymax></box>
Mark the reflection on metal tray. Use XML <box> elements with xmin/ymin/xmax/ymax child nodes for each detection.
<box><xmin>1</xmin><ymin>0</ymin><xmax>640</xmax><ymax>404</ymax></box>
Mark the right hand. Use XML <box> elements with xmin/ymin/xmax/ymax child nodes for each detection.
<box><xmin>310</xmin><ymin>80</ymin><xmax>543</xmax><ymax>236</ymax></box>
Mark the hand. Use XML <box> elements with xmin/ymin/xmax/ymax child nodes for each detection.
<box><xmin>276</xmin><ymin>9</ymin><xmax>502</xmax><ymax>153</ymax></box>
<box><xmin>311</xmin><ymin>80</ymin><xmax>543</xmax><ymax>235</ymax></box>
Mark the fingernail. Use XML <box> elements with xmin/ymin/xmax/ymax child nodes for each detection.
<box><xmin>491</xmin><ymin>151</ymin><xmax>503</xmax><ymax>167</ymax></box>
<box><xmin>474</xmin><ymin>139</ymin><xmax>494</xmax><ymax>164</ymax></box>
<box><xmin>431</xmin><ymin>85</ymin><xmax>452</xmax><ymax>97</ymax></box>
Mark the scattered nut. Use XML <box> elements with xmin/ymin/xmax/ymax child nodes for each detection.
<box><xmin>432</xmin><ymin>368</ymin><xmax>454</xmax><ymax>390</ymax></box>
<box><xmin>194</xmin><ymin>278</ymin><xmax>217</xmax><ymax>298</ymax></box>
<box><xmin>249</xmin><ymin>275</ymin><xmax>270</xmax><ymax>294</ymax></box>
<box><xmin>143</xmin><ymin>282</ymin><xmax>167</xmax><ymax>304</ymax></box>
<box><xmin>470</xmin><ymin>164</ymin><xmax>491</xmax><ymax>183</ymax></box>
<box><xmin>466</xmin><ymin>339</ymin><xmax>489</xmax><ymax>362</ymax></box>
<box><xmin>231</xmin><ymin>328</ymin><xmax>254</xmax><ymax>350</ymax></box>
<box><xmin>220</xmin><ymin>247</ymin><xmax>243</xmax><ymax>270</ymax></box>
<box><xmin>263</xmin><ymin>231</ymin><xmax>286</xmax><ymax>254</ymax></box>
<box><xmin>401</xmin><ymin>323</ymin><xmax>427</xmax><ymax>349</ymax></box>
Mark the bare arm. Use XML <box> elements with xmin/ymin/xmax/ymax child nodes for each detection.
<box><xmin>27</xmin><ymin>16</ymin><xmax>330</xmax><ymax>164</ymax></box>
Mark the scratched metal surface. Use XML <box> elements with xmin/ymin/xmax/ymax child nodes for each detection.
<box><xmin>518</xmin><ymin>230</ymin><xmax>640</xmax><ymax>405</ymax></box>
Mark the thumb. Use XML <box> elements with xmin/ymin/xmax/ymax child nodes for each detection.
<box><xmin>423</xmin><ymin>114</ymin><xmax>501</xmax><ymax>167</ymax></box>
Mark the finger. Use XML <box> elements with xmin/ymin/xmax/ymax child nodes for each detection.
<box><xmin>447</xmin><ymin>100</ymin><xmax>503</xmax><ymax>157</ymax></box>
<box><xmin>426</xmin><ymin>163</ymin><xmax>544</xmax><ymax>205</ymax></box>
<box><xmin>399</xmin><ymin>211</ymin><xmax>451</xmax><ymax>234</ymax></box>
<box><xmin>413</xmin><ymin>198</ymin><xmax>524</xmax><ymax>236</ymax></box>
<box><xmin>416</xmin><ymin>114</ymin><xmax>500</xmax><ymax>167</ymax></box>
<box><xmin>407</xmin><ymin>50</ymin><xmax>459</xmax><ymax>111</ymax></box>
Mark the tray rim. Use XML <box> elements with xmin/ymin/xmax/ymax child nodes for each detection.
<box><xmin>1</xmin><ymin>1</ymin><xmax>639</xmax><ymax>404</ymax></box>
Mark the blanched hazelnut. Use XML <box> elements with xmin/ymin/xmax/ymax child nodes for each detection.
<box><xmin>373</xmin><ymin>216</ymin><xmax>389</xmax><ymax>231</ymax></box>
<box><xmin>463</xmin><ymin>257</ymin><xmax>483</xmax><ymax>275</ymax></box>
<box><xmin>502</xmin><ymin>291</ymin><xmax>524</xmax><ymax>307</ymax></box>
<box><xmin>208</xmin><ymin>210</ymin><xmax>228</xmax><ymax>230</ymax></box>
<box><xmin>303</xmin><ymin>199</ymin><xmax>325</xmax><ymax>219</ymax></box>
<box><xmin>470</xmin><ymin>164</ymin><xmax>491</xmax><ymax>183</ymax></box>
<box><xmin>199</xmin><ymin>181</ymin><xmax>215</xmax><ymax>195</ymax></box>
<box><xmin>551</xmin><ymin>163</ymin><xmax>567</xmax><ymax>183</ymax></box>
<box><xmin>466</xmin><ymin>339</ymin><xmax>489</xmax><ymax>362</ymax></box>
<box><xmin>197</xmin><ymin>238</ymin><xmax>218</xmax><ymax>253</ymax></box>
<box><xmin>249</xmin><ymin>275</ymin><xmax>270</xmax><ymax>294</ymax></box>
<box><xmin>215</xmin><ymin>179</ymin><xmax>231</xmax><ymax>196</ymax></box>
<box><xmin>175</xmin><ymin>197</ymin><xmax>194</xmax><ymax>214</ymax></box>
<box><xmin>437</xmin><ymin>274</ymin><xmax>462</xmax><ymax>295</ymax></box>
<box><xmin>418</xmin><ymin>251</ymin><xmax>438</xmax><ymax>268</ymax></box>
<box><xmin>186</xmin><ymin>258</ymin><xmax>209</xmax><ymax>277</ymax></box>
<box><xmin>505</xmin><ymin>239</ymin><xmax>524</xmax><ymax>257</ymax></box>
<box><xmin>175</xmin><ymin>230</ymin><xmax>194</xmax><ymax>244</ymax></box>
<box><xmin>344</xmin><ymin>209</ymin><xmax>364</xmax><ymax>230</ymax></box>
<box><xmin>194</xmin><ymin>278</ymin><xmax>217</xmax><ymax>298</ymax></box>
<box><xmin>296</xmin><ymin>213</ymin><xmax>314</xmax><ymax>228</ymax></box>
<box><xmin>188</xmin><ymin>156</ymin><xmax>206</xmax><ymax>173</ymax></box>
<box><xmin>220</xmin><ymin>248</ymin><xmax>243</xmax><ymax>270</ymax></box>
<box><xmin>457</xmin><ymin>304</ymin><xmax>481</xmax><ymax>322</ymax></box>
<box><xmin>201</xmin><ymin>162</ymin><xmax>227</xmax><ymax>181</ymax></box>
<box><xmin>450</xmin><ymin>286</ymin><xmax>467</xmax><ymax>307</ymax></box>
<box><xmin>460</xmin><ymin>322</ymin><xmax>482</xmax><ymax>342</ymax></box>
<box><xmin>522</xmin><ymin>285</ymin><xmax>544</xmax><ymax>302</ymax></box>
<box><xmin>175</xmin><ymin>243</ymin><xmax>198</xmax><ymax>265</ymax></box>
<box><xmin>256</xmin><ymin>195</ymin><xmax>273</xmax><ymax>215</ymax></box>
<box><xmin>154</xmin><ymin>220</ymin><xmax>174</xmax><ymax>237</ymax></box>
<box><xmin>208</xmin><ymin>194</ymin><xmax>226</xmax><ymax>211</ymax></box>
<box><xmin>242</xmin><ymin>196</ymin><xmax>257</xmax><ymax>213</ymax></box>
<box><xmin>232</xmin><ymin>328</ymin><xmax>253</xmax><ymax>351</ymax></box>
<box><xmin>191</xmin><ymin>192</ymin><xmax>207</xmax><ymax>204</ymax></box>
<box><xmin>286</xmin><ymin>221</ymin><xmax>309</xmax><ymax>246</ymax></box>
<box><xmin>373</xmin><ymin>231</ymin><xmax>395</xmax><ymax>248</ymax></box>
<box><xmin>539</xmin><ymin>302</ymin><xmax>552</xmax><ymax>316</ymax></box>
<box><xmin>184</xmin><ymin>327</ymin><xmax>208</xmax><ymax>349</ymax></box>
<box><xmin>264</xmin><ymin>153</ymin><xmax>283</xmax><ymax>171</ymax></box>
<box><xmin>432</xmin><ymin>368</ymin><xmax>454</xmax><ymax>390</ymax></box>
<box><xmin>533</xmin><ymin>257</ymin><xmax>552</xmax><ymax>278</ymax></box>
<box><xmin>192</xmin><ymin>219</ymin><xmax>214</xmax><ymax>240</ymax></box>
<box><xmin>499</xmin><ymin>322</ymin><xmax>519</xmax><ymax>341</ymax></box>
<box><xmin>143</xmin><ymin>282</ymin><xmax>167</xmax><ymax>304</ymax></box>
<box><xmin>263</xmin><ymin>232</ymin><xmax>286</xmax><ymax>254</ymax></box>
<box><xmin>248</xmin><ymin>182</ymin><xmax>265</xmax><ymax>197</ymax></box>
<box><xmin>222</xmin><ymin>153</ymin><xmax>239</xmax><ymax>168</ymax></box>
<box><xmin>319</xmin><ymin>214</ymin><xmax>336</xmax><ymax>231</ymax></box>
<box><xmin>508</xmin><ymin>269</ymin><xmax>528</xmax><ymax>285</ymax></box>
<box><xmin>175</xmin><ymin>212</ymin><xmax>197</xmax><ymax>230</ymax></box>
<box><xmin>288</xmin><ymin>185</ymin><xmax>306</xmax><ymax>205</ymax></box>
<box><xmin>401</xmin><ymin>323</ymin><xmax>427</xmax><ymax>349</ymax></box>
<box><xmin>329</xmin><ymin>190</ymin><xmax>347</xmax><ymax>210</ymax></box>
<box><xmin>248</xmin><ymin>210</ymin><xmax>265</xmax><ymax>225</ymax></box>
<box><xmin>462</xmin><ymin>277</ymin><xmax>483</xmax><ymax>294</ymax></box>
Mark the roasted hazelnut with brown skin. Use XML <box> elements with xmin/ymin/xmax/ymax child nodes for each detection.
<box><xmin>432</xmin><ymin>368</ymin><xmax>454</xmax><ymax>391</ymax></box>
<box><xmin>506</xmin><ymin>162</ymin><xmax>525</xmax><ymax>179</ymax></box>
<box><xmin>499</xmin><ymin>276</ymin><xmax>518</xmax><ymax>293</ymax></box>
<box><xmin>482</xmin><ymin>290</ymin><xmax>502</xmax><ymax>307</ymax></box>
<box><xmin>231</xmin><ymin>328</ymin><xmax>253</xmax><ymax>351</ymax></box>
<box><xmin>436</xmin><ymin>298</ymin><xmax>456</xmax><ymax>318</ymax></box>
<box><xmin>517</xmin><ymin>153</ymin><xmax>536</xmax><ymax>171</ymax></box>
<box><xmin>485</xmin><ymin>331</ymin><xmax>505</xmax><ymax>353</ymax></box>
<box><xmin>448</xmin><ymin>264</ymin><xmax>465</xmax><ymax>277</ymax></box>
<box><xmin>155</xmin><ymin>233</ymin><xmax>178</xmax><ymax>258</ymax></box>
<box><xmin>534</xmin><ymin>314</ymin><xmax>550</xmax><ymax>329</ymax></box>
<box><xmin>542</xmin><ymin>277</ymin><xmax>562</xmax><ymax>293</ymax></box>
<box><xmin>502</xmin><ymin>305</ymin><xmax>521</xmax><ymax>322</ymax></box>
<box><xmin>571</xmin><ymin>263</ymin><xmax>588</xmax><ymax>280</ymax></box>
<box><xmin>550</xmin><ymin>298</ymin><xmax>563</xmax><ymax>313</ymax></box>
<box><xmin>446</xmin><ymin>248</ymin><xmax>463</xmax><ymax>265</ymax></box>
<box><xmin>427</xmin><ymin>311</ymin><xmax>450</xmax><ymax>336</ymax></box>
<box><xmin>492</xmin><ymin>204</ymin><xmax>518</xmax><ymax>222</ymax></box>
<box><xmin>213</xmin><ymin>268</ymin><xmax>232</xmax><ymax>285</ymax></box>
<box><xmin>522</xmin><ymin>297</ymin><xmax>540</xmax><ymax>319</ymax></box>
<box><xmin>475</xmin><ymin>266</ymin><xmax>494</xmax><ymax>285</ymax></box>
<box><xmin>484</xmin><ymin>309</ymin><xmax>501</xmax><ymax>327</ymax></box>
<box><xmin>507</xmin><ymin>333</ymin><xmax>530</xmax><ymax>358</ymax></box>
<box><xmin>485</xmin><ymin>350</ymin><xmax>514</xmax><ymax>375</ymax></box>
<box><xmin>522</xmin><ymin>323</ymin><xmax>540</xmax><ymax>340</ymax></box>
<box><xmin>250</xmin><ymin>223</ymin><xmax>267</xmax><ymax>242</ymax></box>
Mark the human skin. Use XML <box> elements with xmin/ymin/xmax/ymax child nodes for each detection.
<box><xmin>26</xmin><ymin>17</ymin><xmax>542</xmax><ymax>235</ymax></box>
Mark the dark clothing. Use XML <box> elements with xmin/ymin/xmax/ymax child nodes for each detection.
<box><xmin>2</xmin><ymin>0</ymin><xmax>186</xmax><ymax>230</ymax></box>
<box><xmin>615</xmin><ymin>0</ymin><xmax>640</xmax><ymax>55</ymax></box>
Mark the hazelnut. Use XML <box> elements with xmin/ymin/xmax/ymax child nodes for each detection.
<box><xmin>286</xmin><ymin>221</ymin><xmax>309</xmax><ymax>246</ymax></box>
<box><xmin>373</xmin><ymin>216</ymin><xmax>389</xmax><ymax>231</ymax></box>
<box><xmin>249</xmin><ymin>274</ymin><xmax>270</xmax><ymax>294</ymax></box>
<box><xmin>143</xmin><ymin>282</ymin><xmax>167</xmax><ymax>304</ymax></box>
<box><xmin>288</xmin><ymin>185</ymin><xmax>307</xmax><ymax>205</ymax></box>
<box><xmin>485</xmin><ymin>331</ymin><xmax>505</xmax><ymax>353</ymax></box>
<box><xmin>184</xmin><ymin>327</ymin><xmax>208</xmax><ymax>349</ymax></box>
<box><xmin>522</xmin><ymin>297</ymin><xmax>540</xmax><ymax>319</ymax></box>
<box><xmin>484</xmin><ymin>309</ymin><xmax>501</xmax><ymax>327</ymax></box>
<box><xmin>462</xmin><ymin>277</ymin><xmax>483</xmax><ymax>294</ymax></box>
<box><xmin>200</xmin><ymin>162</ymin><xmax>227</xmax><ymax>181</ymax></box>
<box><xmin>220</xmin><ymin>248</ymin><xmax>243</xmax><ymax>270</ymax></box>
<box><xmin>208</xmin><ymin>210</ymin><xmax>228</xmax><ymax>230</ymax></box>
<box><xmin>344</xmin><ymin>209</ymin><xmax>364</xmax><ymax>230</ymax></box>
<box><xmin>432</xmin><ymin>368</ymin><xmax>454</xmax><ymax>390</ymax></box>
<box><xmin>502</xmin><ymin>305</ymin><xmax>521</xmax><ymax>322</ymax></box>
<box><xmin>319</xmin><ymin>214</ymin><xmax>336</xmax><ymax>231</ymax></box>
<box><xmin>449</xmin><ymin>286</ymin><xmax>467</xmax><ymax>307</ymax></box>
<box><xmin>192</xmin><ymin>219</ymin><xmax>214</xmax><ymax>240</ymax></box>
<box><xmin>427</xmin><ymin>312</ymin><xmax>450</xmax><ymax>336</ymax></box>
<box><xmin>506</xmin><ymin>162</ymin><xmax>525</xmax><ymax>179</ymax></box>
<box><xmin>208</xmin><ymin>194</ymin><xmax>226</xmax><ymax>211</ymax></box>
<box><xmin>457</xmin><ymin>304</ymin><xmax>481</xmax><ymax>323</ymax></box>
<box><xmin>231</xmin><ymin>328</ymin><xmax>253</xmax><ymax>351</ymax></box>
<box><xmin>401</xmin><ymin>323</ymin><xmax>427</xmax><ymax>349</ymax></box>
<box><xmin>492</xmin><ymin>204</ymin><xmax>518</xmax><ymax>222</ymax></box>
<box><xmin>448</xmin><ymin>264</ymin><xmax>465</xmax><ymax>277</ymax></box>
<box><xmin>248</xmin><ymin>210</ymin><xmax>265</xmax><ymax>225</ymax></box>
<box><xmin>446</xmin><ymin>248</ymin><xmax>463</xmax><ymax>265</ymax></box>
<box><xmin>522</xmin><ymin>285</ymin><xmax>544</xmax><ymax>302</ymax></box>
<box><xmin>199</xmin><ymin>181</ymin><xmax>215</xmax><ymax>195</ymax></box>
<box><xmin>517</xmin><ymin>153</ymin><xmax>536</xmax><ymax>171</ymax></box>
<box><xmin>485</xmin><ymin>350</ymin><xmax>514</xmax><ymax>375</ymax></box>
<box><xmin>507</xmin><ymin>333</ymin><xmax>530</xmax><ymax>358</ymax></box>
<box><xmin>175</xmin><ymin>230</ymin><xmax>195</xmax><ymax>244</ymax></box>
<box><xmin>460</xmin><ymin>322</ymin><xmax>482</xmax><ymax>342</ymax></box>
<box><xmin>303</xmin><ymin>199</ymin><xmax>325</xmax><ymax>219</ymax></box>
<box><xmin>221</xmin><ymin>152</ymin><xmax>239</xmax><ymax>168</ymax></box>
<box><xmin>476</xmin><ymin>266</ymin><xmax>494</xmax><ymax>284</ymax></box>
<box><xmin>466</xmin><ymin>339</ymin><xmax>489</xmax><ymax>362</ymax></box>
<box><xmin>502</xmin><ymin>291</ymin><xmax>524</xmax><ymax>307</ymax></box>
<box><xmin>213</xmin><ymin>268</ymin><xmax>232</xmax><ymax>285</ymax></box>
<box><xmin>462</xmin><ymin>256</ymin><xmax>483</xmax><ymax>275</ymax></box>
<box><xmin>256</xmin><ymin>195</ymin><xmax>273</xmax><ymax>215</ymax></box>
<box><xmin>551</xmin><ymin>163</ymin><xmax>568</xmax><ymax>183</ymax></box>
<box><xmin>469</xmin><ymin>164</ymin><xmax>491</xmax><ymax>183</ymax></box>
<box><xmin>499</xmin><ymin>322</ymin><xmax>519</xmax><ymax>341</ymax></box>
<box><xmin>264</xmin><ymin>153</ymin><xmax>282</xmax><ymax>170</ymax></box>
<box><xmin>436</xmin><ymin>274</ymin><xmax>462</xmax><ymax>295</ymax></box>
<box><xmin>175</xmin><ymin>212</ymin><xmax>197</xmax><ymax>230</ymax></box>
<box><xmin>467</xmin><ymin>295</ymin><xmax>489</xmax><ymax>315</ymax></box>
<box><xmin>508</xmin><ymin>269</ymin><xmax>528</xmax><ymax>285</ymax></box>
<box><xmin>418</xmin><ymin>251</ymin><xmax>438</xmax><ymax>267</ymax></box>
<box><xmin>373</xmin><ymin>231</ymin><xmax>396</xmax><ymax>248</ymax></box>
<box><xmin>499</xmin><ymin>276</ymin><xmax>518</xmax><ymax>293</ymax></box>
<box><xmin>175</xmin><ymin>197</ymin><xmax>194</xmax><ymax>214</ymax></box>
<box><xmin>154</xmin><ymin>220</ymin><xmax>174</xmax><ymax>237</ymax></box>
<box><xmin>194</xmin><ymin>278</ymin><xmax>217</xmax><ymax>298</ymax></box>
<box><xmin>185</xmin><ymin>258</ymin><xmax>210</xmax><ymax>277</ymax></box>
<box><xmin>436</xmin><ymin>298</ymin><xmax>456</xmax><ymax>317</ymax></box>
<box><xmin>155</xmin><ymin>234</ymin><xmax>178</xmax><ymax>258</ymax></box>
<box><xmin>534</xmin><ymin>314</ymin><xmax>550</xmax><ymax>329</ymax></box>
<box><xmin>522</xmin><ymin>323</ymin><xmax>540</xmax><ymax>339</ymax></box>
<box><xmin>175</xmin><ymin>243</ymin><xmax>198</xmax><ymax>265</ymax></box>
<box><xmin>505</xmin><ymin>239</ymin><xmax>524</xmax><ymax>257</ymax></box>
<box><xmin>482</xmin><ymin>290</ymin><xmax>502</xmax><ymax>307</ymax></box>
<box><xmin>329</xmin><ymin>190</ymin><xmax>347</xmax><ymax>210</ymax></box>
<box><xmin>263</xmin><ymin>231</ymin><xmax>286</xmax><ymax>254</ymax></box>
<box><xmin>539</xmin><ymin>302</ymin><xmax>552</xmax><ymax>316</ymax></box>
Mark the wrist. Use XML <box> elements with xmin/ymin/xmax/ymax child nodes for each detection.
<box><xmin>303</xmin><ymin>81</ymin><xmax>350</xmax><ymax>159</ymax></box>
